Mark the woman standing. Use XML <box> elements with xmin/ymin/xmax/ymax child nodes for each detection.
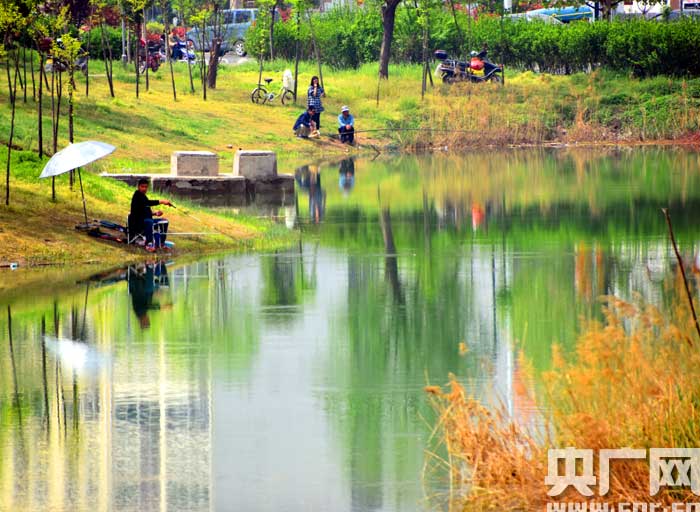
<box><xmin>307</xmin><ymin>76</ymin><xmax>325</xmax><ymax>131</ymax></box>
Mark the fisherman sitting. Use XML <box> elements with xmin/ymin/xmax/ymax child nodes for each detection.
<box><xmin>337</xmin><ymin>105</ymin><xmax>355</xmax><ymax>144</ymax></box>
<box><xmin>130</xmin><ymin>178</ymin><xmax>172</xmax><ymax>252</ymax></box>
<box><xmin>294</xmin><ymin>106</ymin><xmax>316</xmax><ymax>138</ymax></box>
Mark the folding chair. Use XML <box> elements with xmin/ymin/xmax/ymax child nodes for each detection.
<box><xmin>126</xmin><ymin>215</ymin><xmax>167</xmax><ymax>247</ymax></box>
<box><xmin>126</xmin><ymin>215</ymin><xmax>147</xmax><ymax>246</ymax></box>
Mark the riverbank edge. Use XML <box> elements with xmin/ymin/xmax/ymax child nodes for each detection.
<box><xmin>3</xmin><ymin>138</ymin><xmax>699</xmax><ymax>272</ymax></box>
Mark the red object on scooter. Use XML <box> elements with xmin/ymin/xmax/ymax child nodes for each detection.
<box><xmin>470</xmin><ymin>57</ymin><xmax>484</xmax><ymax>71</ymax></box>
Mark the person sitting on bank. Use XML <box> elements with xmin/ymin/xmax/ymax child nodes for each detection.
<box><xmin>294</xmin><ymin>106</ymin><xmax>316</xmax><ymax>138</ymax></box>
<box><xmin>338</xmin><ymin>106</ymin><xmax>355</xmax><ymax>144</ymax></box>
<box><xmin>168</xmin><ymin>28</ymin><xmax>182</xmax><ymax>60</ymax></box>
<box><xmin>130</xmin><ymin>178</ymin><xmax>172</xmax><ymax>252</ymax></box>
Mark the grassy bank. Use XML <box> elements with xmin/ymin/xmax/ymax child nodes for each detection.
<box><xmin>0</xmin><ymin>149</ymin><xmax>293</xmax><ymax>269</ymax></box>
<box><xmin>1</xmin><ymin>59</ymin><xmax>699</xmax><ymax>170</ymax></box>
<box><xmin>0</xmin><ymin>58</ymin><xmax>698</xmax><ymax>266</ymax></box>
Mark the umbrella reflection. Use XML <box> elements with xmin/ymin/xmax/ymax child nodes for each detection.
<box><xmin>43</xmin><ymin>334</ymin><xmax>110</xmax><ymax>375</ymax></box>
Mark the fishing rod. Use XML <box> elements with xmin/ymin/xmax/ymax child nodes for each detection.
<box><xmin>331</xmin><ymin>127</ymin><xmax>483</xmax><ymax>135</ymax></box>
<box><xmin>169</xmin><ymin>204</ymin><xmax>240</xmax><ymax>241</ymax></box>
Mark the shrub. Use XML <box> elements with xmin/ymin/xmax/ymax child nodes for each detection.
<box><xmin>86</xmin><ymin>26</ymin><xmax>122</xmax><ymax>60</ymax></box>
<box><xmin>248</xmin><ymin>6</ymin><xmax>700</xmax><ymax>76</ymax></box>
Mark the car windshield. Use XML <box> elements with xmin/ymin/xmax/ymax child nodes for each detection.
<box><xmin>235</xmin><ymin>11</ymin><xmax>252</xmax><ymax>23</ymax></box>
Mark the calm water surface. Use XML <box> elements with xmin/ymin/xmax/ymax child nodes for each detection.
<box><xmin>1</xmin><ymin>148</ymin><xmax>700</xmax><ymax>512</ymax></box>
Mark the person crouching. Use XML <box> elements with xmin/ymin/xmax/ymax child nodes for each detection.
<box><xmin>294</xmin><ymin>106</ymin><xmax>316</xmax><ymax>138</ymax></box>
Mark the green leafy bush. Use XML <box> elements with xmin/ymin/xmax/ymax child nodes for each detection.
<box><xmin>248</xmin><ymin>6</ymin><xmax>700</xmax><ymax>76</ymax></box>
<box><xmin>86</xmin><ymin>26</ymin><xmax>122</xmax><ymax>60</ymax></box>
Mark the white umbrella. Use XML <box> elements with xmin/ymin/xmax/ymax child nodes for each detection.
<box><xmin>40</xmin><ymin>141</ymin><xmax>116</xmax><ymax>224</ymax></box>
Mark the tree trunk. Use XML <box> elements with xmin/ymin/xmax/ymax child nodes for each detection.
<box><xmin>5</xmin><ymin>55</ymin><xmax>19</xmax><ymax>206</ymax></box>
<box><xmin>207</xmin><ymin>38</ymin><xmax>221</xmax><ymax>89</ymax></box>
<box><xmin>307</xmin><ymin>13</ymin><xmax>324</xmax><ymax>89</ymax></box>
<box><xmin>134</xmin><ymin>34</ymin><xmax>140</xmax><ymax>99</ymax></box>
<box><xmin>187</xmin><ymin>54</ymin><xmax>195</xmax><ymax>93</ymax></box>
<box><xmin>269</xmin><ymin>4</ymin><xmax>276</xmax><ymax>61</ymax></box>
<box><xmin>293</xmin><ymin>10</ymin><xmax>300</xmax><ymax>102</ymax></box>
<box><xmin>21</xmin><ymin>48</ymin><xmax>27</xmax><ymax>103</ymax></box>
<box><xmin>199</xmin><ymin>43</ymin><xmax>207</xmax><ymax>101</ymax></box>
<box><xmin>447</xmin><ymin>0</ymin><xmax>465</xmax><ymax>61</ymax></box>
<box><xmin>164</xmin><ymin>15</ymin><xmax>177</xmax><ymax>101</ymax></box>
<box><xmin>100</xmin><ymin>23</ymin><xmax>115</xmax><ymax>98</ymax></box>
<box><xmin>379</xmin><ymin>0</ymin><xmax>401</xmax><ymax>79</ymax></box>
<box><xmin>30</xmin><ymin>48</ymin><xmax>36</xmax><ymax>101</ymax></box>
<box><xmin>38</xmin><ymin>52</ymin><xmax>44</xmax><ymax>157</ymax></box>
<box><xmin>50</xmin><ymin>66</ymin><xmax>56</xmax><ymax>200</ymax></box>
<box><xmin>68</xmin><ymin>74</ymin><xmax>75</xmax><ymax>143</ymax></box>
<box><xmin>84</xmin><ymin>30</ymin><xmax>90</xmax><ymax>97</ymax></box>
<box><xmin>5</xmin><ymin>56</ymin><xmax>14</xmax><ymax>104</ymax></box>
<box><xmin>421</xmin><ymin>10</ymin><xmax>428</xmax><ymax>99</ymax></box>
<box><xmin>143</xmin><ymin>9</ymin><xmax>149</xmax><ymax>92</ymax></box>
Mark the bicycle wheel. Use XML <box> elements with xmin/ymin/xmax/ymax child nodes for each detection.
<box><xmin>251</xmin><ymin>87</ymin><xmax>266</xmax><ymax>104</ymax></box>
<box><xmin>281</xmin><ymin>89</ymin><xmax>295</xmax><ymax>105</ymax></box>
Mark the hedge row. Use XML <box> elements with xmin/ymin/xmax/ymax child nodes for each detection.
<box><xmin>247</xmin><ymin>7</ymin><xmax>700</xmax><ymax>76</ymax></box>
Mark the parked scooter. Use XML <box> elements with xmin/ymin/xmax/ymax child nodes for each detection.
<box><xmin>42</xmin><ymin>38</ymin><xmax>88</xmax><ymax>75</ymax></box>
<box><xmin>138</xmin><ymin>38</ymin><xmax>164</xmax><ymax>73</ymax></box>
<box><xmin>170</xmin><ymin>38</ymin><xmax>197</xmax><ymax>63</ymax></box>
<box><xmin>435</xmin><ymin>49</ymin><xmax>503</xmax><ymax>84</ymax></box>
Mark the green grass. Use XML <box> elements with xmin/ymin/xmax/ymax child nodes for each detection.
<box><xmin>0</xmin><ymin>147</ymin><xmax>294</xmax><ymax>270</ymax></box>
<box><xmin>1</xmin><ymin>56</ymin><xmax>698</xmax><ymax>266</ymax></box>
<box><xmin>1</xmin><ymin>56</ymin><xmax>699</xmax><ymax>168</ymax></box>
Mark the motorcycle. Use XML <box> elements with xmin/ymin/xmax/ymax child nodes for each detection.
<box><xmin>138</xmin><ymin>39</ymin><xmax>165</xmax><ymax>73</ymax></box>
<box><xmin>42</xmin><ymin>38</ymin><xmax>88</xmax><ymax>75</ymax></box>
<box><xmin>435</xmin><ymin>49</ymin><xmax>503</xmax><ymax>84</ymax></box>
<box><xmin>170</xmin><ymin>38</ymin><xmax>197</xmax><ymax>64</ymax></box>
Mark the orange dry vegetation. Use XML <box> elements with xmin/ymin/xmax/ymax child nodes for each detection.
<box><xmin>427</xmin><ymin>273</ymin><xmax>700</xmax><ymax>510</ymax></box>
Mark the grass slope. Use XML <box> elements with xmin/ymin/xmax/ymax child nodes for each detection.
<box><xmin>1</xmin><ymin>58</ymin><xmax>699</xmax><ymax>168</ymax></box>
<box><xmin>0</xmin><ymin>58</ymin><xmax>699</xmax><ymax>267</ymax></box>
<box><xmin>0</xmin><ymin>149</ymin><xmax>293</xmax><ymax>268</ymax></box>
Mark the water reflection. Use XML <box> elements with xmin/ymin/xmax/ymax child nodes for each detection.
<box><xmin>295</xmin><ymin>165</ymin><xmax>326</xmax><ymax>223</ymax></box>
<box><xmin>1</xmin><ymin>148</ymin><xmax>700</xmax><ymax>512</ymax></box>
<box><xmin>339</xmin><ymin>158</ymin><xmax>356</xmax><ymax>194</ymax></box>
<box><xmin>127</xmin><ymin>262</ymin><xmax>170</xmax><ymax>329</ymax></box>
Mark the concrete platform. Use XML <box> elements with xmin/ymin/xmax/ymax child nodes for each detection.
<box><xmin>101</xmin><ymin>173</ymin><xmax>293</xmax><ymax>207</ymax></box>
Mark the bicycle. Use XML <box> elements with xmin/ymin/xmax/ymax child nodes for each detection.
<box><xmin>251</xmin><ymin>78</ymin><xmax>295</xmax><ymax>105</ymax></box>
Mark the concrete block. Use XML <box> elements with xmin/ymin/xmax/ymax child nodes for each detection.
<box><xmin>233</xmin><ymin>150</ymin><xmax>277</xmax><ymax>180</ymax></box>
<box><xmin>151</xmin><ymin>176</ymin><xmax>247</xmax><ymax>206</ymax></box>
<box><xmin>171</xmin><ymin>151</ymin><xmax>219</xmax><ymax>177</ymax></box>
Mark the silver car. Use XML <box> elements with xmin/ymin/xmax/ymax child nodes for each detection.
<box><xmin>186</xmin><ymin>9</ymin><xmax>257</xmax><ymax>57</ymax></box>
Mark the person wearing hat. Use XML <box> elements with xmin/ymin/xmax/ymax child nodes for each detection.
<box><xmin>337</xmin><ymin>106</ymin><xmax>355</xmax><ymax>145</ymax></box>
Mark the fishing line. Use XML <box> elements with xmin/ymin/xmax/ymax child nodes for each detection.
<box><xmin>170</xmin><ymin>204</ymin><xmax>240</xmax><ymax>242</ymax></box>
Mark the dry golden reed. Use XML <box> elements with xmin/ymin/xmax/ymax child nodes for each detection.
<box><xmin>426</xmin><ymin>278</ymin><xmax>700</xmax><ymax>511</ymax></box>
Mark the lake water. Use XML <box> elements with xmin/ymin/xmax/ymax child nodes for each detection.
<box><xmin>1</xmin><ymin>148</ymin><xmax>699</xmax><ymax>512</ymax></box>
